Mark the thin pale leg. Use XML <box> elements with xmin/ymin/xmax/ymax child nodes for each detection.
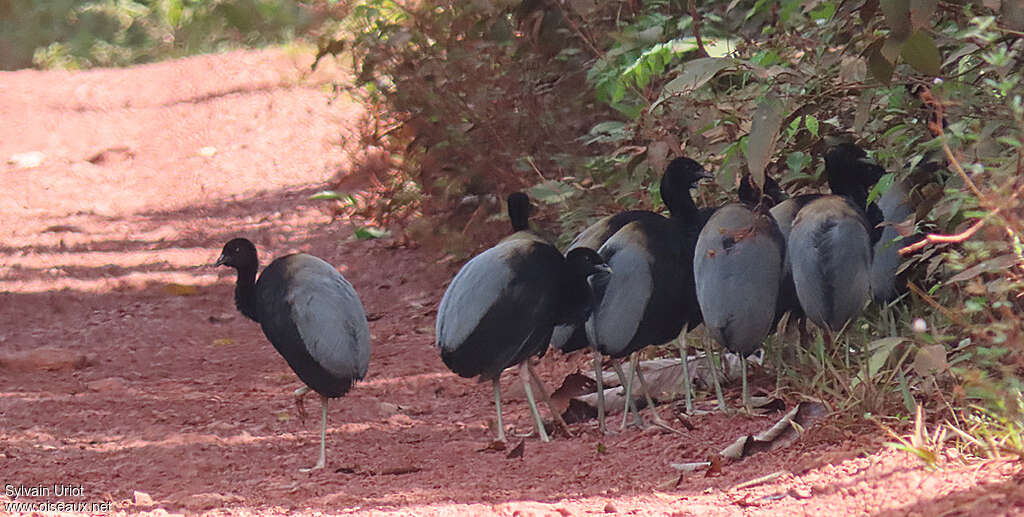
<box><xmin>677</xmin><ymin>333</ymin><xmax>693</xmax><ymax>414</ymax></box>
<box><xmin>491</xmin><ymin>376</ymin><xmax>507</xmax><ymax>442</ymax></box>
<box><xmin>300</xmin><ymin>395</ymin><xmax>328</xmax><ymax>472</ymax></box>
<box><xmin>632</xmin><ymin>360</ymin><xmax>681</xmax><ymax>434</ymax></box>
<box><xmin>704</xmin><ymin>336</ymin><xmax>727</xmax><ymax>411</ymax></box>
<box><xmin>593</xmin><ymin>349</ymin><xmax>607</xmax><ymax>433</ymax></box>
<box><xmin>525</xmin><ymin>362</ymin><xmax>573</xmax><ymax>437</ymax></box>
<box><xmin>520</xmin><ymin>362</ymin><xmax>550</xmax><ymax>442</ymax></box>
<box><xmin>613</xmin><ymin>359</ymin><xmax>643</xmax><ymax>428</ymax></box>
<box><xmin>741</xmin><ymin>358</ymin><xmax>752</xmax><ymax>414</ymax></box>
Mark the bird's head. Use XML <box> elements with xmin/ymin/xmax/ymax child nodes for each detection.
<box><xmin>825</xmin><ymin>143</ymin><xmax>885</xmax><ymax>195</ymax></box>
<box><xmin>215</xmin><ymin>238</ymin><xmax>258</xmax><ymax>271</ymax></box>
<box><xmin>661</xmin><ymin>157</ymin><xmax>713</xmax><ymax>214</ymax></box>
<box><xmin>565</xmin><ymin>247</ymin><xmax>611</xmax><ymax>278</ymax></box>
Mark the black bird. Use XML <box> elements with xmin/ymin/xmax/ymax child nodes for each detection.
<box><xmin>694</xmin><ymin>174</ymin><xmax>785</xmax><ymax>411</ymax></box>
<box><xmin>580</xmin><ymin>158</ymin><xmax>712</xmax><ymax>431</ymax></box>
<box><xmin>551</xmin><ymin>157</ymin><xmax>712</xmax><ymax>355</ymax></box>
<box><xmin>785</xmin><ymin>143</ymin><xmax>885</xmax><ymax>333</ymax></box>
<box><xmin>436</xmin><ymin>193</ymin><xmax>610</xmax><ymax>442</ymax></box>
<box><xmin>216</xmin><ymin>238</ymin><xmax>371</xmax><ymax>471</ymax></box>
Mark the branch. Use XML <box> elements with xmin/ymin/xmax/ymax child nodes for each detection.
<box><xmin>689</xmin><ymin>0</ymin><xmax>709</xmax><ymax>58</ymax></box>
<box><xmin>899</xmin><ymin>218</ymin><xmax>986</xmax><ymax>255</ymax></box>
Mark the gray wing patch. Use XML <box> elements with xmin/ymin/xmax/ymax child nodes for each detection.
<box><xmin>435</xmin><ymin>242</ymin><xmax>516</xmax><ymax>351</ymax></box>
<box><xmin>789</xmin><ymin>203</ymin><xmax>871</xmax><ymax>330</ymax></box>
<box><xmin>568</xmin><ymin>215</ymin><xmax>614</xmax><ymax>251</ymax></box>
<box><xmin>587</xmin><ymin>228</ymin><xmax>651</xmax><ymax>356</ymax></box>
<box><xmin>285</xmin><ymin>255</ymin><xmax>371</xmax><ymax>381</ymax></box>
<box><xmin>695</xmin><ymin>206</ymin><xmax>783</xmax><ymax>353</ymax></box>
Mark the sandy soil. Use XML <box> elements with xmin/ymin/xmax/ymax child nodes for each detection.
<box><xmin>1</xmin><ymin>48</ymin><xmax>1022</xmax><ymax>516</ymax></box>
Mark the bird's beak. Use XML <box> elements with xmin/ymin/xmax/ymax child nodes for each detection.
<box><xmin>691</xmin><ymin>169</ymin><xmax>715</xmax><ymax>188</ymax></box>
<box><xmin>214</xmin><ymin>254</ymin><xmax>227</xmax><ymax>267</ymax></box>
<box><xmin>856</xmin><ymin>156</ymin><xmax>879</xmax><ymax>168</ymax></box>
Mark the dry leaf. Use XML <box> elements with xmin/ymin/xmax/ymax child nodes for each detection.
<box><xmin>913</xmin><ymin>345</ymin><xmax>948</xmax><ymax>376</ymax></box>
<box><xmin>705</xmin><ymin>454</ymin><xmax>723</xmax><ymax>477</ymax></box>
<box><xmin>211</xmin><ymin>338</ymin><xmax>234</xmax><ymax>347</ymax></box>
<box><xmin>163</xmin><ymin>283</ymin><xmax>199</xmax><ymax>296</ymax></box>
<box><xmin>506</xmin><ymin>439</ymin><xmax>525</xmax><ymax>459</ymax></box>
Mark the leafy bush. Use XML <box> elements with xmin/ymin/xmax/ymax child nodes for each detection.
<box><xmin>330</xmin><ymin>0</ymin><xmax>1023</xmax><ymax>453</ymax></box>
<box><xmin>0</xmin><ymin>0</ymin><xmax>318</xmax><ymax>70</ymax></box>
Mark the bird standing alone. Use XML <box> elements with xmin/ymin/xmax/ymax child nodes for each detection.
<box><xmin>216</xmin><ymin>238</ymin><xmax>371</xmax><ymax>471</ymax></box>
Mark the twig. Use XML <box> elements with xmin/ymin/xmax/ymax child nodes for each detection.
<box><xmin>689</xmin><ymin>0</ymin><xmax>709</xmax><ymax>58</ymax></box>
<box><xmin>906</xmin><ymin>281</ymin><xmax>966</xmax><ymax>326</ymax></box>
<box><xmin>899</xmin><ymin>218</ymin><xmax>986</xmax><ymax>255</ymax></box>
<box><xmin>731</xmin><ymin>470</ymin><xmax>786</xmax><ymax>490</ymax></box>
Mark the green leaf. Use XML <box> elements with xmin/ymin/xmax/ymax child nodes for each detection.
<box><xmin>744</xmin><ymin>97</ymin><xmax>787</xmax><ymax>189</ymax></box>
<box><xmin>805</xmin><ymin>115</ymin><xmax>819</xmax><ymax>137</ymax></box>
<box><xmin>654</xmin><ymin>58</ymin><xmax>733</xmax><ymax>108</ymax></box>
<box><xmin>309</xmin><ymin>190</ymin><xmax>345</xmax><ymax>201</ymax></box>
<box><xmin>354</xmin><ymin>227</ymin><xmax>390</xmax><ymax>240</ymax></box>
<box><xmin>868</xmin><ymin>173</ymin><xmax>896</xmax><ymax>204</ymax></box>
<box><xmin>866</xmin><ymin>41</ymin><xmax>894</xmax><ymax>85</ymax></box>
<box><xmin>527</xmin><ymin>180</ymin><xmax>575</xmax><ymax>204</ymax></box>
<box><xmin>901</xmin><ymin>30</ymin><xmax>942</xmax><ymax>76</ymax></box>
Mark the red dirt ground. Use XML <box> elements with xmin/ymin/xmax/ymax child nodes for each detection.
<box><xmin>1</xmin><ymin>48</ymin><xmax>1022</xmax><ymax>516</ymax></box>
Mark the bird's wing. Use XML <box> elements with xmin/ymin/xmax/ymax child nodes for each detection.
<box><xmin>284</xmin><ymin>256</ymin><xmax>371</xmax><ymax>381</ymax></box>
<box><xmin>435</xmin><ymin>243</ymin><xmax>515</xmax><ymax>352</ymax></box>
<box><xmin>587</xmin><ymin>229</ymin><xmax>652</xmax><ymax>356</ymax></box>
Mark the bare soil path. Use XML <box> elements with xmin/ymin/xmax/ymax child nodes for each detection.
<box><xmin>1</xmin><ymin>49</ymin><xmax>1021</xmax><ymax>516</ymax></box>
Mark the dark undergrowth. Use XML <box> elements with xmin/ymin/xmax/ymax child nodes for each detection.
<box><xmin>313</xmin><ymin>0</ymin><xmax>1024</xmax><ymax>462</ymax></box>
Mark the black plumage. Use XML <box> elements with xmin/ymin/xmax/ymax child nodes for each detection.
<box><xmin>577</xmin><ymin>158</ymin><xmax>712</xmax><ymax>430</ymax></box>
<box><xmin>552</xmin><ymin>157</ymin><xmax>712</xmax><ymax>354</ymax></box>
<box><xmin>216</xmin><ymin>237</ymin><xmax>371</xmax><ymax>471</ymax></box>
<box><xmin>435</xmin><ymin>192</ymin><xmax>609</xmax><ymax>442</ymax></box>
<box><xmin>694</xmin><ymin>174</ymin><xmax>785</xmax><ymax>410</ymax></box>
<box><xmin>784</xmin><ymin>143</ymin><xmax>885</xmax><ymax>333</ymax></box>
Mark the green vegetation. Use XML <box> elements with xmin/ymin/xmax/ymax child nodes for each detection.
<box><xmin>0</xmin><ymin>0</ymin><xmax>323</xmax><ymax>70</ymax></box>
<box><xmin>325</xmin><ymin>0</ymin><xmax>1024</xmax><ymax>460</ymax></box>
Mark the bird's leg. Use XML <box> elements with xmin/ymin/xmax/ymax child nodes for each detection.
<box><xmin>704</xmin><ymin>335</ymin><xmax>728</xmax><ymax>411</ymax></box>
<box><xmin>299</xmin><ymin>395</ymin><xmax>328</xmax><ymax>472</ymax></box>
<box><xmin>492</xmin><ymin>376</ymin><xmax>506</xmax><ymax>443</ymax></box>
<box><xmin>525</xmin><ymin>361</ymin><xmax>573</xmax><ymax>437</ymax></box>
<box><xmin>677</xmin><ymin>333</ymin><xmax>693</xmax><ymax>414</ymax></box>
<box><xmin>741</xmin><ymin>357</ymin><xmax>752</xmax><ymax>414</ymax></box>
<box><xmin>613</xmin><ymin>359</ymin><xmax>643</xmax><ymax>429</ymax></box>
<box><xmin>593</xmin><ymin>349</ymin><xmax>608</xmax><ymax>434</ymax></box>
<box><xmin>294</xmin><ymin>385</ymin><xmax>311</xmax><ymax>423</ymax></box>
<box><xmin>520</xmin><ymin>362</ymin><xmax>550</xmax><ymax>442</ymax></box>
<box><xmin>632</xmin><ymin>358</ymin><xmax>683</xmax><ymax>434</ymax></box>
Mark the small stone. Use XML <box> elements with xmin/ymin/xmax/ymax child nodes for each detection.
<box><xmin>378</xmin><ymin>402</ymin><xmax>400</xmax><ymax>417</ymax></box>
<box><xmin>9</xmin><ymin>151</ymin><xmax>45</xmax><ymax>169</ymax></box>
<box><xmin>604</xmin><ymin>503</ymin><xmax>617</xmax><ymax>513</ymax></box>
<box><xmin>178</xmin><ymin>492</ymin><xmax>242</xmax><ymax>511</ymax></box>
<box><xmin>134</xmin><ymin>490</ymin><xmax>154</xmax><ymax>506</ymax></box>
<box><xmin>0</xmin><ymin>347</ymin><xmax>93</xmax><ymax>372</ymax></box>
<box><xmin>87</xmin><ymin>377</ymin><xmax>129</xmax><ymax>393</ymax></box>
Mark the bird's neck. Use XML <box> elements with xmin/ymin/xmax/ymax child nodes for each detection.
<box><xmin>667</xmin><ymin>191</ymin><xmax>700</xmax><ymax>223</ymax></box>
<box><xmin>233</xmin><ymin>266</ymin><xmax>261</xmax><ymax>322</ymax></box>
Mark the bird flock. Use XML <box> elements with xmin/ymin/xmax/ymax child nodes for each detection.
<box><xmin>216</xmin><ymin>142</ymin><xmax>917</xmax><ymax>470</ymax></box>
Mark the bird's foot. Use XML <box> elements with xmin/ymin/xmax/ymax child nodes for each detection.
<box><xmin>648</xmin><ymin>411</ymin><xmax>686</xmax><ymax>436</ymax></box>
<box><xmin>299</xmin><ymin>459</ymin><xmax>325</xmax><ymax>473</ymax></box>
